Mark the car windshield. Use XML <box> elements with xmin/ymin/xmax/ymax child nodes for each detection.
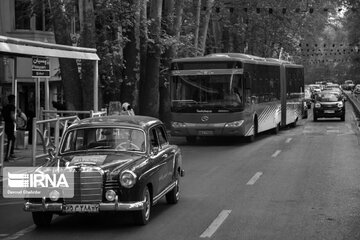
<box><xmin>316</xmin><ymin>93</ymin><xmax>340</xmax><ymax>102</ymax></box>
<box><xmin>60</xmin><ymin>127</ymin><xmax>146</xmax><ymax>153</ymax></box>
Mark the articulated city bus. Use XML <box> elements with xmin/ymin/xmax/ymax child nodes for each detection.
<box><xmin>169</xmin><ymin>53</ymin><xmax>305</xmax><ymax>143</ymax></box>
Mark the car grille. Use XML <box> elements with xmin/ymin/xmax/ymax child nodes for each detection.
<box><xmin>321</xmin><ymin>103</ymin><xmax>337</xmax><ymax>109</ymax></box>
<box><xmin>64</xmin><ymin>169</ymin><xmax>103</xmax><ymax>203</ymax></box>
<box><xmin>105</xmin><ymin>179</ymin><xmax>119</xmax><ymax>190</ymax></box>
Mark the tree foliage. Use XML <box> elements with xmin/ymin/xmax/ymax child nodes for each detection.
<box><xmin>41</xmin><ymin>0</ymin><xmax>360</xmax><ymax>116</ymax></box>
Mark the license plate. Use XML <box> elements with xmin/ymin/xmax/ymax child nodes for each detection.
<box><xmin>324</xmin><ymin>110</ymin><xmax>335</xmax><ymax>113</ymax></box>
<box><xmin>198</xmin><ymin>130</ymin><xmax>214</xmax><ymax>135</ymax></box>
<box><xmin>64</xmin><ymin>204</ymin><xmax>99</xmax><ymax>213</ymax></box>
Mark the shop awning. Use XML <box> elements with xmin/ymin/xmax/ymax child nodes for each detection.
<box><xmin>0</xmin><ymin>35</ymin><xmax>99</xmax><ymax>60</ymax></box>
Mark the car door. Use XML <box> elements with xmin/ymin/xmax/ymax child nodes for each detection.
<box><xmin>149</xmin><ymin>125</ymin><xmax>174</xmax><ymax>196</ymax></box>
<box><xmin>155</xmin><ymin>125</ymin><xmax>175</xmax><ymax>191</ymax></box>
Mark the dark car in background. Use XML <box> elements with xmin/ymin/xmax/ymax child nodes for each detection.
<box><xmin>313</xmin><ymin>92</ymin><xmax>345</xmax><ymax>121</ymax></box>
<box><xmin>24</xmin><ymin>115</ymin><xmax>185</xmax><ymax>227</ymax></box>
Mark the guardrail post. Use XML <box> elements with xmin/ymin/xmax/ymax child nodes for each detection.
<box><xmin>32</xmin><ymin>117</ymin><xmax>37</xmax><ymax>166</ymax></box>
<box><xmin>55</xmin><ymin>115</ymin><xmax>60</xmax><ymax>152</ymax></box>
<box><xmin>0</xmin><ymin>122</ymin><xmax>4</xmax><ymax>177</ymax></box>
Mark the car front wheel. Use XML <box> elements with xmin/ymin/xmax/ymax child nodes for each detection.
<box><xmin>134</xmin><ymin>186</ymin><xmax>151</xmax><ymax>225</ymax></box>
<box><xmin>32</xmin><ymin>212</ymin><xmax>53</xmax><ymax>227</ymax></box>
<box><xmin>340</xmin><ymin>115</ymin><xmax>345</xmax><ymax>121</ymax></box>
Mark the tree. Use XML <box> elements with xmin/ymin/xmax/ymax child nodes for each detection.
<box><xmin>47</xmin><ymin>1</ymin><xmax>83</xmax><ymax>111</ymax></box>
<box><xmin>78</xmin><ymin>0</ymin><xmax>97</xmax><ymax>110</ymax></box>
<box><xmin>122</xmin><ymin>0</ymin><xmax>141</xmax><ymax>112</ymax></box>
<box><xmin>140</xmin><ymin>0</ymin><xmax>163</xmax><ymax>118</ymax></box>
<box><xmin>160</xmin><ymin>0</ymin><xmax>185</xmax><ymax>126</ymax></box>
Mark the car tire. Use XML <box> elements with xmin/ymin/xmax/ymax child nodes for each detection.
<box><xmin>340</xmin><ymin>115</ymin><xmax>345</xmax><ymax>121</ymax></box>
<box><xmin>313</xmin><ymin>113</ymin><xmax>317</xmax><ymax>122</ymax></box>
<box><xmin>134</xmin><ymin>186</ymin><xmax>151</xmax><ymax>226</ymax></box>
<box><xmin>166</xmin><ymin>179</ymin><xmax>180</xmax><ymax>204</ymax></box>
<box><xmin>32</xmin><ymin>212</ymin><xmax>53</xmax><ymax>227</ymax></box>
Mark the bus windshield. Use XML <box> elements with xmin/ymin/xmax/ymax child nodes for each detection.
<box><xmin>171</xmin><ymin>74</ymin><xmax>243</xmax><ymax>112</ymax></box>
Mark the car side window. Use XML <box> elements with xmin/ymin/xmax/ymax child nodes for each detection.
<box><xmin>150</xmin><ymin>128</ymin><xmax>159</xmax><ymax>149</ymax></box>
<box><xmin>156</xmin><ymin>126</ymin><xmax>168</xmax><ymax>148</ymax></box>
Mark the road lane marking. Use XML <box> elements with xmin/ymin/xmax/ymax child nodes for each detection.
<box><xmin>3</xmin><ymin>225</ymin><xmax>36</xmax><ymax>240</ymax></box>
<box><xmin>246</xmin><ymin>172</ymin><xmax>263</xmax><ymax>185</ymax></box>
<box><xmin>271</xmin><ymin>150</ymin><xmax>281</xmax><ymax>158</ymax></box>
<box><xmin>285</xmin><ymin>138</ymin><xmax>292</xmax><ymax>143</ymax></box>
<box><xmin>200</xmin><ymin>210</ymin><xmax>231</xmax><ymax>238</ymax></box>
<box><xmin>0</xmin><ymin>234</ymin><xmax>9</xmax><ymax>237</ymax></box>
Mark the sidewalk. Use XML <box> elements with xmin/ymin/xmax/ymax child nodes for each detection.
<box><xmin>1</xmin><ymin>144</ymin><xmax>47</xmax><ymax>168</ymax></box>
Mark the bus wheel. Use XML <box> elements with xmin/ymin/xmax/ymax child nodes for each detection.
<box><xmin>274</xmin><ymin>123</ymin><xmax>280</xmax><ymax>134</ymax></box>
<box><xmin>248</xmin><ymin>120</ymin><xmax>258</xmax><ymax>142</ymax></box>
<box><xmin>186</xmin><ymin>136</ymin><xmax>197</xmax><ymax>144</ymax></box>
<box><xmin>291</xmin><ymin>119</ymin><xmax>297</xmax><ymax>128</ymax></box>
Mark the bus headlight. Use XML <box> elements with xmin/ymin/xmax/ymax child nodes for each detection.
<box><xmin>171</xmin><ymin>121</ymin><xmax>186</xmax><ymax>128</ymax></box>
<box><xmin>315</xmin><ymin>103</ymin><xmax>321</xmax><ymax>108</ymax></box>
<box><xmin>225</xmin><ymin>120</ymin><xmax>244</xmax><ymax>127</ymax></box>
<box><xmin>119</xmin><ymin>170</ymin><xmax>137</xmax><ymax>188</ymax></box>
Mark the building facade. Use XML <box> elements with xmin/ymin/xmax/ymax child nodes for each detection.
<box><xmin>0</xmin><ymin>0</ymin><xmax>63</xmax><ymax>120</ymax></box>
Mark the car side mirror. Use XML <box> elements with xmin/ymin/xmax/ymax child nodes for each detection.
<box><xmin>151</xmin><ymin>146</ymin><xmax>159</xmax><ymax>155</ymax></box>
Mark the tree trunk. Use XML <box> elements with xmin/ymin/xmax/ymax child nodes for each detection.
<box><xmin>199</xmin><ymin>0</ymin><xmax>215</xmax><ymax>56</ymax></box>
<box><xmin>139</xmin><ymin>0</ymin><xmax>148</xmax><ymax>115</ymax></box>
<box><xmin>194</xmin><ymin>0</ymin><xmax>201</xmax><ymax>54</ymax></box>
<box><xmin>48</xmin><ymin>1</ymin><xmax>82</xmax><ymax>111</ymax></box>
<box><xmin>122</xmin><ymin>0</ymin><xmax>141</xmax><ymax>112</ymax></box>
<box><xmin>78</xmin><ymin>0</ymin><xmax>97</xmax><ymax>111</ymax></box>
<box><xmin>141</xmin><ymin>0</ymin><xmax>163</xmax><ymax>118</ymax></box>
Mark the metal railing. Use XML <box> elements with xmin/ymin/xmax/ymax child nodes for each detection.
<box><xmin>40</xmin><ymin>108</ymin><xmax>107</xmax><ymax>120</ymax></box>
<box><xmin>344</xmin><ymin>91</ymin><xmax>360</xmax><ymax>119</ymax></box>
<box><xmin>32</xmin><ymin>115</ymin><xmax>80</xmax><ymax>166</ymax></box>
<box><xmin>31</xmin><ymin>109</ymin><xmax>107</xmax><ymax>166</ymax></box>
<box><xmin>0</xmin><ymin>122</ymin><xmax>4</xmax><ymax>177</ymax></box>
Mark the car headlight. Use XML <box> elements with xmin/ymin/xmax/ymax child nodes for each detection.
<box><xmin>225</xmin><ymin>120</ymin><xmax>244</xmax><ymax>127</ymax></box>
<box><xmin>119</xmin><ymin>170</ymin><xmax>137</xmax><ymax>188</ymax></box>
<box><xmin>315</xmin><ymin>103</ymin><xmax>321</xmax><ymax>108</ymax></box>
<box><xmin>171</xmin><ymin>121</ymin><xmax>186</xmax><ymax>128</ymax></box>
<box><xmin>338</xmin><ymin>102</ymin><xmax>343</xmax><ymax>108</ymax></box>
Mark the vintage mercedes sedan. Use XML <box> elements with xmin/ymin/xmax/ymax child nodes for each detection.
<box><xmin>24</xmin><ymin>115</ymin><xmax>184</xmax><ymax>227</ymax></box>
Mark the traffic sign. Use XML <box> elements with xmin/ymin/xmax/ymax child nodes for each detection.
<box><xmin>32</xmin><ymin>56</ymin><xmax>50</xmax><ymax>77</ymax></box>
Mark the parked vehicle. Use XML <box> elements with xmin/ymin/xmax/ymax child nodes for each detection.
<box><xmin>24</xmin><ymin>115</ymin><xmax>185</xmax><ymax>227</ymax></box>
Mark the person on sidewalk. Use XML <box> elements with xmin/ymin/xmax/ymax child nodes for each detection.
<box><xmin>2</xmin><ymin>94</ymin><xmax>16</xmax><ymax>161</ymax></box>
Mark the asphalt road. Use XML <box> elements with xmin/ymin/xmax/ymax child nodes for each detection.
<box><xmin>1</xmin><ymin>101</ymin><xmax>360</xmax><ymax>240</ymax></box>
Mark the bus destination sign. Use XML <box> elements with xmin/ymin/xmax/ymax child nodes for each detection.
<box><xmin>32</xmin><ymin>57</ymin><xmax>50</xmax><ymax>78</ymax></box>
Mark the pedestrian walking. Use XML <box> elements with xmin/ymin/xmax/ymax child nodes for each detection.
<box><xmin>2</xmin><ymin>94</ymin><xmax>16</xmax><ymax>161</ymax></box>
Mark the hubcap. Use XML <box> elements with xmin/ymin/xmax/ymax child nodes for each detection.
<box><xmin>144</xmin><ymin>190</ymin><xmax>150</xmax><ymax>220</ymax></box>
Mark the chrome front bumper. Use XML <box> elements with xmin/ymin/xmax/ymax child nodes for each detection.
<box><xmin>24</xmin><ymin>198</ymin><xmax>145</xmax><ymax>213</ymax></box>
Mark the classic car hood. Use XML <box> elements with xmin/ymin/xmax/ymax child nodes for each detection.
<box><xmin>59</xmin><ymin>153</ymin><xmax>145</xmax><ymax>171</ymax></box>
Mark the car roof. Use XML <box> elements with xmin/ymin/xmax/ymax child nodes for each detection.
<box><xmin>68</xmin><ymin>115</ymin><xmax>163</xmax><ymax>131</ymax></box>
